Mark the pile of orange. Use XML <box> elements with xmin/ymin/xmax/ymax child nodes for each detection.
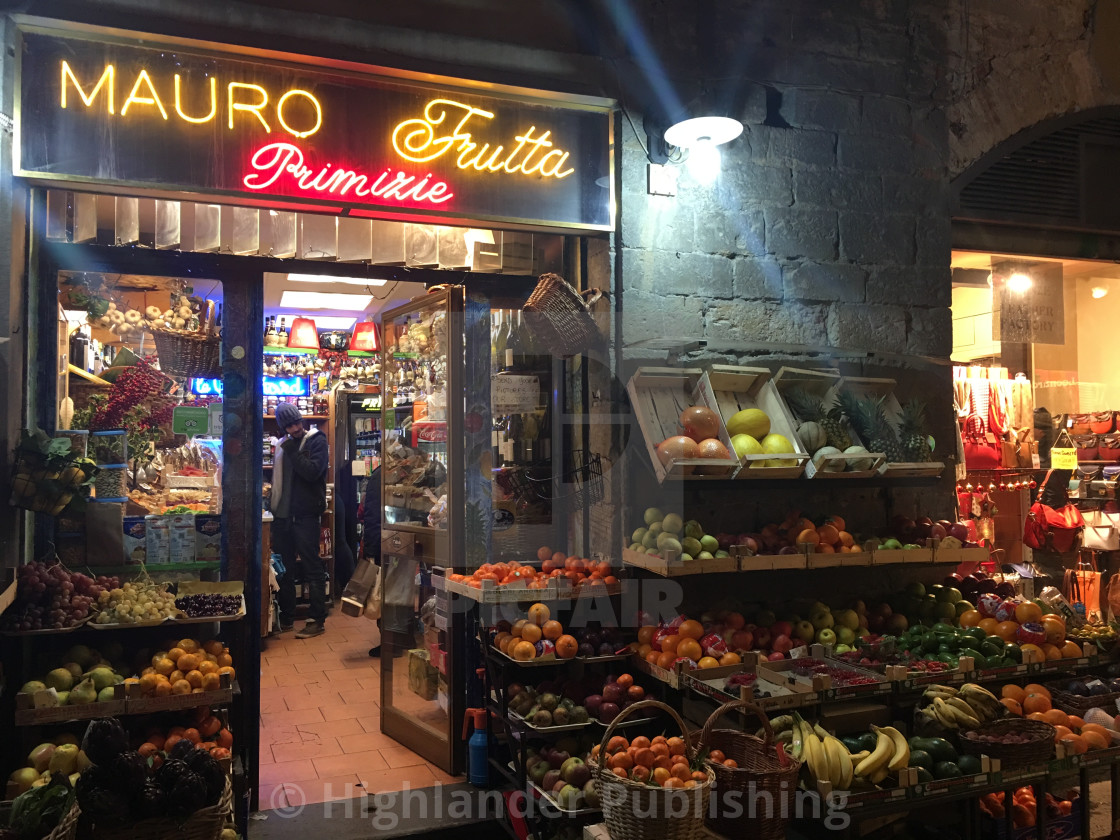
<box><xmin>792</xmin><ymin>516</ymin><xmax>861</xmax><ymax>554</ymax></box>
<box><xmin>999</xmin><ymin>683</ymin><xmax>1113</xmax><ymax>753</ymax></box>
<box><xmin>638</xmin><ymin>616</ymin><xmax>741</xmax><ymax>670</ymax></box>
<box><xmin>978</xmin><ymin>787</ymin><xmax>1075</xmax><ymax>827</ymax></box>
<box><xmin>137</xmin><ymin>704</ymin><xmax>234</xmax><ymax>763</ymax></box>
<box><xmin>591</xmin><ymin>734</ymin><xmax>707</xmax><ymax>788</ymax></box>
<box><xmin>136</xmin><ymin>638</ymin><xmax>236</xmax><ymax>697</ymax></box>
<box><xmin>447</xmin><ymin>550</ymin><xmax>619</xmax><ymax>592</ymax></box>
<box><xmin>493</xmin><ymin>604</ymin><xmax>584</xmax><ymax>661</ymax></box>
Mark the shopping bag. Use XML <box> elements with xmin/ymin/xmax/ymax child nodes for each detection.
<box><xmin>1024</xmin><ymin>470</ymin><xmax>1085</xmax><ymax>553</ymax></box>
<box><xmin>963</xmin><ymin>413</ymin><xmax>1001</xmax><ymax>470</ymax></box>
<box><xmin>1083</xmin><ymin>509</ymin><xmax>1120</xmax><ymax>551</ymax></box>
<box><xmin>364</xmin><ymin>566</ymin><xmax>383</xmax><ymax>621</ymax></box>
<box><xmin>340</xmin><ymin>557</ymin><xmax>380</xmax><ymax>617</ymax></box>
<box><xmin>1066</xmin><ymin>559</ymin><xmax>1103</xmax><ymax>622</ymax></box>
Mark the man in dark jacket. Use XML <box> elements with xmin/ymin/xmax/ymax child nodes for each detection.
<box><xmin>271</xmin><ymin>402</ymin><xmax>330</xmax><ymax>639</ymax></box>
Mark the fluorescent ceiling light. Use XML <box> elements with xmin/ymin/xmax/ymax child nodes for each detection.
<box><xmin>298</xmin><ymin>315</ymin><xmax>358</xmax><ymax>330</ymax></box>
<box><xmin>286</xmin><ymin>273</ymin><xmax>387</xmax><ymax>287</ymax></box>
<box><xmin>279</xmin><ymin>290</ymin><xmax>372</xmax><ymax>311</ymax></box>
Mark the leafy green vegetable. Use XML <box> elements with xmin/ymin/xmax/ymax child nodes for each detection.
<box><xmin>9</xmin><ymin>776</ymin><xmax>74</xmax><ymax>840</ymax></box>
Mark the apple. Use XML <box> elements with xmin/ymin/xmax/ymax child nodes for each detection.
<box><xmin>602</xmin><ymin>683</ymin><xmax>624</xmax><ymax>705</ymax></box>
<box><xmin>767</xmin><ymin>651</ymin><xmax>786</xmax><ymax>661</ymax></box>
<box><xmin>715</xmin><ymin>533</ymin><xmax>736</xmax><ymax>551</ymax></box>
<box><xmin>810</xmin><ymin>611</ymin><xmax>834</xmax><ymax>631</ymax></box>
<box><xmin>835</xmin><ymin>644</ymin><xmax>852</xmax><ymax>654</ymax></box>
<box><xmin>816</xmin><ymin>628</ymin><xmax>837</xmax><ymax>646</ymax></box>
<box><xmin>833</xmin><ymin>609</ymin><xmax>860</xmax><ymax>631</ymax></box>
<box><xmin>771</xmin><ymin>620</ymin><xmax>793</xmax><ymax>639</ymax></box>
<box><xmin>753</xmin><ymin>627</ymin><xmax>772</xmax><ymax>649</ymax></box>
<box><xmin>543</xmin><ymin>769</ymin><xmax>562</xmax><ymax>790</ymax></box>
<box><xmin>549</xmin><ymin>749</ymin><xmax>570</xmax><ymax>769</ymax></box>
<box><xmin>561</xmin><ymin>756</ymin><xmax>587</xmax><ymax>783</ymax></box>
<box><xmin>772</xmin><ymin>634</ymin><xmax>794</xmax><ymax>654</ymax></box>
<box><xmin>599</xmin><ymin>702</ymin><xmax>620</xmax><ymax>723</ymax></box>
<box><xmin>793</xmin><ymin>621</ymin><xmax>816</xmax><ymax>644</ymax></box>
<box><xmin>584</xmin><ymin>694</ymin><xmax>603</xmax><ymax>716</ymax></box>
<box><xmin>836</xmin><ymin>626</ymin><xmax>856</xmax><ymax>646</ymax></box>
<box><xmin>730</xmin><ymin>630</ymin><xmax>754</xmax><ymax>651</ymax></box>
<box><xmin>530</xmin><ymin>761</ymin><xmax>550</xmax><ymax>785</ymax></box>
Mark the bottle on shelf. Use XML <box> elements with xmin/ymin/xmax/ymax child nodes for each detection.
<box><xmin>266</xmin><ymin>317</ymin><xmax>277</xmax><ymax>347</ymax></box>
<box><xmin>278</xmin><ymin>317</ymin><xmax>288</xmax><ymax>345</ymax></box>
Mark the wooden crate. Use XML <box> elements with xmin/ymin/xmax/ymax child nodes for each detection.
<box><xmin>773</xmin><ymin>366</ymin><xmax>884</xmax><ymax>478</ymax></box>
<box><xmin>702</xmin><ymin>365</ymin><xmax>809</xmax><ymax>478</ymax></box>
<box><xmin>732</xmin><ymin>545</ymin><xmax>808</xmax><ymax>571</ymax></box>
<box><xmin>621</xmin><ymin>546</ymin><xmax>731</xmax><ymax>576</ymax></box>
<box><xmin>625</xmin><ymin>367</ymin><xmax>739</xmax><ymax>482</ymax></box>
<box><xmin>836</xmin><ymin>376</ymin><xmax>945</xmax><ymax>477</ymax></box>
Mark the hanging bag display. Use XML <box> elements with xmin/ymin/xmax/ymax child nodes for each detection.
<box><xmin>1090</xmin><ymin>411</ymin><xmax>1116</xmax><ymax>435</ymax></box>
<box><xmin>1024</xmin><ymin>469</ymin><xmax>1085</xmax><ymax>553</ymax></box>
<box><xmin>962</xmin><ymin>413</ymin><xmax>1001</xmax><ymax>471</ymax></box>
<box><xmin>1083</xmin><ymin>509</ymin><xmax>1120</xmax><ymax>551</ymax></box>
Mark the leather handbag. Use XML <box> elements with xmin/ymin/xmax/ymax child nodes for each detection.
<box><xmin>1069</xmin><ymin>414</ymin><xmax>1093</xmax><ymax>435</ymax></box>
<box><xmin>1072</xmin><ymin>434</ymin><xmax>1100</xmax><ymax>462</ymax></box>
<box><xmin>1025</xmin><ymin>471</ymin><xmax>1086</xmax><ymax>553</ymax></box>
<box><xmin>1099</xmin><ymin>433</ymin><xmax>1120</xmax><ymax>463</ymax></box>
<box><xmin>1066</xmin><ymin>556</ymin><xmax>1103</xmax><ymax>622</ymax></box>
<box><xmin>1090</xmin><ymin>412</ymin><xmax>1116</xmax><ymax>434</ymax></box>
<box><xmin>963</xmin><ymin>413</ymin><xmax>1001</xmax><ymax>471</ymax></box>
<box><xmin>1083</xmin><ymin>509</ymin><xmax>1120</xmax><ymax>551</ymax></box>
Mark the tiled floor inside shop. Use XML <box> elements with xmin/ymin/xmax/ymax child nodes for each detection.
<box><xmin>258</xmin><ymin>612</ymin><xmax>462</xmax><ymax>810</ymax></box>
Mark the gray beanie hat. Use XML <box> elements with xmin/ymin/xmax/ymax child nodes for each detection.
<box><xmin>275</xmin><ymin>402</ymin><xmax>303</xmax><ymax>428</ymax></box>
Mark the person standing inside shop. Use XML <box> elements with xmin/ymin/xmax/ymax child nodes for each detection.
<box><xmin>360</xmin><ymin>464</ymin><xmax>383</xmax><ymax>657</ymax></box>
<box><xmin>270</xmin><ymin>403</ymin><xmax>330</xmax><ymax>639</ymax></box>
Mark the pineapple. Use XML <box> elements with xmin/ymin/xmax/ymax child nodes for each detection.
<box><xmin>898</xmin><ymin>399</ymin><xmax>932</xmax><ymax>462</ymax></box>
<box><xmin>865</xmin><ymin>397</ymin><xmax>906</xmax><ymax>463</ymax></box>
<box><xmin>784</xmin><ymin>388</ymin><xmax>851</xmax><ymax>450</ymax></box>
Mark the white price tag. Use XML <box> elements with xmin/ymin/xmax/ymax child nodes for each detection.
<box><xmin>789</xmin><ymin>645</ymin><xmax>810</xmax><ymax>659</ymax></box>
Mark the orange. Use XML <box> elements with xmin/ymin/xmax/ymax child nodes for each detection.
<box><xmin>542</xmin><ymin>620</ymin><xmax>564</xmax><ymax>641</ymax></box>
<box><xmin>1052</xmin><ymin>725</ymin><xmax>1072</xmax><ymax>740</ymax></box>
<box><xmin>697</xmin><ymin>656</ymin><xmax>720</xmax><ymax>669</ymax></box>
<box><xmin>1023</xmin><ymin>684</ymin><xmax>1051</xmax><ymax>699</ymax></box>
<box><xmin>816</xmin><ymin>544</ymin><xmax>835</xmax><ymax>554</ymax></box>
<box><xmin>646</xmin><ymin>651</ymin><xmax>662</xmax><ymax>665</ymax></box>
<box><xmin>177</xmin><ymin>653</ymin><xmax>201</xmax><ymax>672</ymax></box>
<box><xmin>1001</xmin><ymin>684</ymin><xmax>1026</xmax><ymax>704</ymax></box>
<box><xmin>1068</xmin><ymin>716</ymin><xmax>1086</xmax><ymax>731</ymax></box>
<box><xmin>155</xmin><ymin>658</ymin><xmax>176</xmax><ymax>677</ymax></box>
<box><xmin>217</xmin><ymin>653</ymin><xmax>234</xmax><ymax>668</ymax></box>
<box><xmin>520</xmin><ymin>623</ymin><xmax>542</xmax><ymax>644</ymax></box>
<box><xmin>555</xmin><ymin>635</ymin><xmax>578</xmax><ymax>659</ymax></box>
<box><xmin>817</xmin><ymin>524</ymin><xmax>840</xmax><ymax>546</ymax></box>
<box><xmin>629</xmin><ymin>735</ymin><xmax>650</xmax><ymax>750</ymax></box>
<box><xmin>167</xmin><ymin>647</ymin><xmax>187</xmax><ymax>663</ymax></box>
<box><xmin>203</xmin><ymin>639</ymin><xmax>224</xmax><ymax>656</ymax></box>
<box><xmin>995</xmin><ymin>621</ymin><xmax>1020</xmax><ymax>642</ymax></box>
<box><xmin>1027</xmin><ymin>711</ymin><xmax>1047</xmax><ymax>722</ymax></box>
<box><xmin>656</xmin><ymin>651</ymin><xmax>677</xmax><ymax>669</ymax></box>
<box><xmin>218</xmin><ymin>665</ymin><xmax>236</xmax><ymax>680</ymax></box>
<box><xmin>671</xmin><ymin>763</ymin><xmax>692</xmax><ymax>782</ymax></box>
<box><xmin>1042</xmin><ymin>644</ymin><xmax>1063</xmax><ymax>661</ymax></box>
<box><xmin>661</xmin><ymin>635</ymin><xmax>681</xmax><ymax>654</ymax></box>
<box><xmin>1082</xmin><ymin>731</ymin><xmax>1110</xmax><ymax>750</ymax></box>
<box><xmin>1019</xmin><ymin>644</ymin><xmax>1044</xmax><ymax>662</ymax></box>
<box><xmin>652</xmin><ymin>767</ymin><xmax>671</xmax><ymax>786</ymax></box>
<box><xmin>609</xmin><ymin>752</ymin><xmax>633</xmax><ymax>772</ymax></box>
<box><xmin>978</xmin><ymin>618</ymin><xmax>1001</xmax><ymax>636</ymax></box>
<box><xmin>677</xmin><ymin>639</ymin><xmax>703</xmax><ymax>662</ymax></box>
<box><xmin>678</xmin><ymin>619</ymin><xmax>704</xmax><ymax>640</ymax></box>
<box><xmin>838</xmin><ymin>530</ymin><xmax>855</xmax><ymax>548</ymax></box>
<box><xmin>825</xmin><ymin>514</ymin><xmax>847</xmax><ymax>532</ymax></box>
<box><xmin>723</xmin><ymin>758</ymin><xmax>738</xmax><ymax>768</ymax></box>
<box><xmin>1059</xmin><ymin>734</ymin><xmax>1088</xmax><ymax>755</ymax></box>
<box><xmin>1000</xmin><ymin>698</ymin><xmax>1023</xmax><ymax>716</ymax></box>
<box><xmin>202</xmin><ymin>673</ymin><xmax>222</xmax><ymax>691</ymax></box>
<box><xmin>667</xmin><ymin>736</ymin><xmax>687</xmax><ymax>755</ymax></box>
<box><xmin>636</xmin><ymin>643</ymin><xmax>652</xmax><ymax>659</ymax></box>
<box><xmin>171</xmin><ymin>679</ymin><xmax>192</xmax><ymax>695</ymax></box>
<box><xmin>662</xmin><ymin>777</ymin><xmax>684</xmax><ymax>789</ymax></box>
<box><xmin>959</xmin><ymin>610</ymin><xmax>982</xmax><ymax>628</ymax></box>
<box><xmin>151</xmin><ymin>651</ymin><xmax>169</xmax><ymax>667</ymax></box>
<box><xmin>141</xmin><ymin>666</ymin><xmax>156</xmax><ymax>677</ymax></box>
<box><xmin>138</xmin><ymin>673</ymin><xmax>159</xmax><ymax>695</ymax></box>
<box><xmin>1060</xmin><ymin>641</ymin><xmax>1083</xmax><ymax>659</ymax></box>
<box><xmin>719</xmin><ymin>652</ymin><xmax>741</xmax><ymax>666</ymax></box>
<box><xmin>199</xmin><ymin>660</ymin><xmax>220</xmax><ymax>676</ymax></box>
<box><xmin>1015</xmin><ymin>602</ymin><xmax>1043</xmax><ymax>624</ymax></box>
<box><xmin>1022</xmin><ymin>694</ymin><xmax>1052</xmax><ymax>714</ymax></box>
<box><xmin>651</xmin><ymin>742</ymin><xmax>670</xmax><ymax>759</ymax></box>
<box><xmin>186</xmin><ymin>670</ymin><xmax>204</xmax><ymax>689</ymax></box>
<box><xmin>630</xmin><ymin>765</ymin><xmax>651</xmax><ymax>783</ymax></box>
<box><xmin>607</xmin><ymin>736</ymin><xmax>629</xmax><ymax>754</ymax></box>
<box><xmin>848</xmin><ymin>545</ymin><xmax>862</xmax><ymax>554</ymax></box>
<box><xmin>527</xmin><ymin>603</ymin><xmax>550</xmax><ymax>626</ymax></box>
<box><xmin>1041</xmin><ymin>615</ymin><xmax>1066</xmax><ymax>645</ymax></box>
<box><xmin>177</xmin><ymin>639</ymin><xmax>200</xmax><ymax>654</ymax></box>
<box><xmin>1042</xmin><ymin>709</ymin><xmax>1070</xmax><ymax>728</ymax></box>
<box><xmin>708</xmin><ymin>749</ymin><xmax>726</xmax><ymax>763</ymax></box>
<box><xmin>638</xmin><ymin>626</ymin><xmax>656</xmax><ymax>645</ymax></box>
<box><xmin>796</xmin><ymin>528</ymin><xmax>820</xmax><ymax>545</ymax></box>
<box><xmin>670</xmin><ymin>754</ymin><xmax>688</xmax><ymax>767</ymax></box>
<box><xmin>511</xmin><ymin>619</ymin><xmax>527</xmax><ymax>638</ymax></box>
<box><xmin>634</xmin><ymin>748</ymin><xmax>656</xmax><ymax>768</ymax></box>
<box><xmin>169</xmin><ymin>670</ymin><xmax>185</xmax><ymax>684</ymax></box>
<box><xmin>183</xmin><ymin>727</ymin><xmax>201</xmax><ymax>744</ymax></box>
<box><xmin>217</xmin><ymin>729</ymin><xmax>233</xmax><ymax>749</ymax></box>
<box><xmin>511</xmin><ymin>640</ymin><xmax>536</xmax><ymax>661</ymax></box>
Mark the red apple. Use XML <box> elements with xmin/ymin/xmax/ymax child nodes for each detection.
<box><xmin>772</xmin><ymin>634</ymin><xmax>794</xmax><ymax>654</ymax></box>
<box><xmin>767</xmin><ymin>651</ymin><xmax>786</xmax><ymax>661</ymax></box>
<box><xmin>771</xmin><ymin>620</ymin><xmax>793</xmax><ymax>639</ymax></box>
<box><xmin>725</xmin><ymin>612</ymin><xmax>746</xmax><ymax>631</ymax></box>
<box><xmin>730</xmin><ymin>630</ymin><xmax>754</xmax><ymax>651</ymax></box>
<box><xmin>753</xmin><ymin>627</ymin><xmax>772</xmax><ymax>649</ymax></box>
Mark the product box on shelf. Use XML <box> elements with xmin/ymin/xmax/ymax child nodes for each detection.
<box><xmin>870</xmin><ymin>540</ymin><xmax>936</xmax><ymax>566</ymax></box>
<box><xmin>683</xmin><ymin>660</ymin><xmax>816</xmax><ymax>710</ymax></box>
<box><xmin>757</xmin><ymin>648</ymin><xmax>890</xmax><ymax>699</ymax></box>
<box><xmin>625</xmin><ymin>367</ymin><xmax>739</xmax><ymax>482</ymax></box>
<box><xmin>773</xmin><ymin>367</ymin><xmax>886</xmax><ymax>478</ymax></box>
<box><xmin>621</xmin><ymin>546</ymin><xmax>735</xmax><ymax>576</ymax></box>
<box><xmin>731</xmin><ymin>544</ymin><xmax>808</xmax><ymax>571</ymax></box>
<box><xmin>836</xmin><ymin>376</ymin><xmax>945</xmax><ymax>478</ymax></box>
<box><xmin>122</xmin><ymin>516</ymin><xmax>147</xmax><ymax>564</ymax></box>
<box><xmin>701</xmin><ymin>365</ymin><xmax>810</xmax><ymax>478</ymax></box>
<box><xmin>194</xmin><ymin>514</ymin><xmax>222</xmax><ymax>560</ymax></box>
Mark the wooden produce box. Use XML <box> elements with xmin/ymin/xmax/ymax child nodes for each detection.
<box><xmin>871</xmin><ymin>542</ymin><xmax>935</xmax><ymax>566</ymax></box>
<box><xmin>15</xmin><ymin>683</ymin><xmax>127</xmax><ymax>725</ymax></box>
<box><xmin>702</xmin><ymin>365</ymin><xmax>810</xmax><ymax>479</ymax></box>
<box><xmin>732</xmin><ymin>544</ymin><xmax>808</xmax><ymax>571</ymax></box>
<box><xmin>773</xmin><ymin>366</ymin><xmax>884</xmax><ymax>479</ymax></box>
<box><xmin>622</xmin><ymin>546</ymin><xmax>735</xmax><ymax>576</ymax></box>
<box><xmin>625</xmin><ymin>367</ymin><xmax>739</xmax><ymax>481</ymax></box>
<box><xmin>684</xmin><ymin>661</ymin><xmax>816</xmax><ymax>710</ymax></box>
<box><xmin>931</xmin><ymin>545</ymin><xmax>990</xmax><ymax>567</ymax></box>
<box><xmin>836</xmin><ymin>376</ymin><xmax>945</xmax><ymax>477</ymax></box>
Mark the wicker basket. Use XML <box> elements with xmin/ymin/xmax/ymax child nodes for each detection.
<box><xmin>697</xmin><ymin>700</ymin><xmax>801</xmax><ymax>840</ymax></box>
<box><xmin>0</xmin><ymin>799</ymin><xmax>79</xmax><ymax>840</ymax></box>
<box><xmin>591</xmin><ymin>699</ymin><xmax>714</xmax><ymax>840</ymax></box>
<box><xmin>151</xmin><ymin>328</ymin><xmax>220</xmax><ymax>379</ymax></box>
<box><xmin>959</xmin><ymin>719</ymin><xmax>1055</xmax><ymax>767</ymax></box>
<box><xmin>1046</xmin><ymin>680</ymin><xmax>1120</xmax><ymax>714</ymax></box>
<box><xmin>82</xmin><ymin>777</ymin><xmax>232</xmax><ymax>840</ymax></box>
<box><xmin>523</xmin><ymin>273</ymin><xmax>601</xmax><ymax>358</ymax></box>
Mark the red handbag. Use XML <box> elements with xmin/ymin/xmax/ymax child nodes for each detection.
<box><xmin>962</xmin><ymin>413</ymin><xmax>1001</xmax><ymax>471</ymax></box>
<box><xmin>1024</xmin><ymin>471</ymin><xmax>1085</xmax><ymax>553</ymax></box>
<box><xmin>1090</xmin><ymin>412</ymin><xmax>1116</xmax><ymax>434</ymax></box>
<box><xmin>1072</xmin><ymin>433</ymin><xmax>1100</xmax><ymax>462</ymax></box>
<box><xmin>1100</xmin><ymin>433</ymin><xmax>1120</xmax><ymax>463</ymax></box>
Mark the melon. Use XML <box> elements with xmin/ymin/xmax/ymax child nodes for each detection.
<box><xmin>812</xmin><ymin>446</ymin><xmax>844</xmax><ymax>472</ymax></box>
<box><xmin>727</xmin><ymin>408</ymin><xmax>770</xmax><ymax>441</ymax></box>
<box><xmin>844</xmin><ymin>445</ymin><xmax>874</xmax><ymax>471</ymax></box>
<box><xmin>797</xmin><ymin>421</ymin><xmax>827</xmax><ymax>451</ymax></box>
<box><xmin>755</xmin><ymin>433</ymin><xmax>795</xmax><ymax>468</ymax></box>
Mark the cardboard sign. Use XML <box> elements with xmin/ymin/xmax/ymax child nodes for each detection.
<box><xmin>1051</xmin><ymin>447</ymin><xmax>1078</xmax><ymax>469</ymax></box>
<box><xmin>492</xmin><ymin>374</ymin><xmax>539</xmax><ymax>412</ymax></box>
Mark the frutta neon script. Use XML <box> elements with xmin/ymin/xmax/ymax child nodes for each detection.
<box><xmin>243</xmin><ymin>143</ymin><xmax>454</xmax><ymax>206</ymax></box>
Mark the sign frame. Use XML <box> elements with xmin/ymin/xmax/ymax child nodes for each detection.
<box><xmin>13</xmin><ymin>17</ymin><xmax>617</xmax><ymax>233</ymax></box>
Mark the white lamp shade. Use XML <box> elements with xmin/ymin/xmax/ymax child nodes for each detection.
<box><xmin>663</xmin><ymin>116</ymin><xmax>743</xmax><ymax>149</ymax></box>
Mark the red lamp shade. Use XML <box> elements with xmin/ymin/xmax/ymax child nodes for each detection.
<box><xmin>287</xmin><ymin>317</ymin><xmax>320</xmax><ymax>350</ymax></box>
<box><xmin>349</xmin><ymin>320</ymin><xmax>380</xmax><ymax>352</ymax></box>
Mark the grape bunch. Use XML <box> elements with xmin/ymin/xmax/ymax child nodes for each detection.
<box><xmin>94</xmin><ymin>581</ymin><xmax>179</xmax><ymax>624</ymax></box>
<box><xmin>0</xmin><ymin>562</ymin><xmax>118</xmax><ymax>632</ymax></box>
<box><xmin>175</xmin><ymin>593</ymin><xmax>242</xmax><ymax>618</ymax></box>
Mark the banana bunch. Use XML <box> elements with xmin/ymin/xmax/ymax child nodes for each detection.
<box><xmin>918</xmin><ymin>683</ymin><xmax>1003</xmax><ymax>730</ymax></box>
<box><xmin>757</xmin><ymin>715</ymin><xmax>796</xmax><ymax>749</ymax></box>
<box><xmin>790</xmin><ymin>713</ymin><xmax>854</xmax><ymax>790</ymax></box>
<box><xmin>851</xmin><ymin>725</ymin><xmax>909</xmax><ymax>786</ymax></box>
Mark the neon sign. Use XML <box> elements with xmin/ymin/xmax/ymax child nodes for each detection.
<box><xmin>393</xmin><ymin>99</ymin><xmax>574</xmax><ymax>179</ymax></box>
<box><xmin>191</xmin><ymin>376</ymin><xmax>309</xmax><ymax>397</ymax></box>
<box><xmin>243</xmin><ymin>143</ymin><xmax>453</xmax><ymax>206</ymax></box>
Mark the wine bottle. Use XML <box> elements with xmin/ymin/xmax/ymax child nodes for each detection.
<box><xmin>278</xmin><ymin>317</ymin><xmax>288</xmax><ymax>344</ymax></box>
<box><xmin>266</xmin><ymin>317</ymin><xmax>277</xmax><ymax>346</ymax></box>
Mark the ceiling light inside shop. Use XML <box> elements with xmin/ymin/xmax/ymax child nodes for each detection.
<box><xmin>286</xmin><ymin>273</ymin><xmax>388</xmax><ymax>287</ymax></box>
<box><xmin>1007</xmin><ymin>272</ymin><xmax>1032</xmax><ymax>293</ymax></box>
<box><xmin>1093</xmin><ymin>286</ymin><xmax>1109</xmax><ymax>299</ymax></box>
<box><xmin>304</xmin><ymin>315</ymin><xmax>358</xmax><ymax>329</ymax></box>
<box><xmin>279</xmin><ymin>290</ymin><xmax>372</xmax><ymax>311</ymax></box>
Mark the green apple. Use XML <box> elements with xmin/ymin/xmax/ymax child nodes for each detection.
<box><xmin>631</xmin><ymin>527</ymin><xmax>648</xmax><ymax>544</ymax></box>
<box><xmin>836</xmin><ymin>626</ymin><xmax>856</xmax><ymax>646</ymax></box>
<box><xmin>714</xmin><ymin>550</ymin><xmax>730</xmax><ymax>558</ymax></box>
<box><xmin>684</xmin><ymin>520</ymin><xmax>705</xmax><ymax>539</ymax></box>
<box><xmin>644</xmin><ymin>508</ymin><xmax>664</xmax><ymax>526</ymax></box>
<box><xmin>834</xmin><ymin>609</ymin><xmax>860</xmax><ymax>631</ymax></box>
<box><xmin>699</xmin><ymin>534</ymin><xmax>719</xmax><ymax>553</ymax></box>
<box><xmin>810</xmin><ymin>610</ymin><xmax>834</xmax><ymax>631</ymax></box>
<box><xmin>697</xmin><ymin>551</ymin><xmax>714</xmax><ymax>560</ymax></box>
<box><xmin>903</xmin><ymin>581</ymin><xmax>925</xmax><ymax>599</ymax></box>
<box><xmin>834</xmin><ymin>644</ymin><xmax>852</xmax><ymax>654</ymax></box>
<box><xmin>642</xmin><ymin>531</ymin><xmax>659</xmax><ymax>549</ymax></box>
<box><xmin>657</xmin><ymin>536</ymin><xmax>683</xmax><ymax>555</ymax></box>
<box><xmin>882</xmin><ymin>538</ymin><xmax>903</xmax><ymax>550</ymax></box>
<box><xmin>680</xmin><ymin>553</ymin><xmax>695</xmax><ymax>562</ymax></box>
<box><xmin>681</xmin><ymin>537</ymin><xmax>703</xmax><ymax>556</ymax></box>
<box><xmin>648</xmin><ymin>522</ymin><xmax>663</xmax><ymax>536</ymax></box>
<box><xmin>816</xmin><ymin>628</ymin><xmax>837</xmax><ymax>646</ymax></box>
<box><xmin>793</xmin><ymin>620</ymin><xmax>816</xmax><ymax>643</ymax></box>
<box><xmin>661</xmin><ymin>513</ymin><xmax>683</xmax><ymax>535</ymax></box>
<box><xmin>629</xmin><ymin>543</ymin><xmax>641</xmax><ymax>551</ymax></box>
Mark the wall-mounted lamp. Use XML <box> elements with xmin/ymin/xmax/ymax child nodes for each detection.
<box><xmin>1093</xmin><ymin>286</ymin><xmax>1109</xmax><ymax>299</ymax></box>
<box><xmin>663</xmin><ymin>115</ymin><xmax>743</xmax><ymax>185</ymax></box>
<box><xmin>1007</xmin><ymin>272</ymin><xmax>1032</xmax><ymax>294</ymax></box>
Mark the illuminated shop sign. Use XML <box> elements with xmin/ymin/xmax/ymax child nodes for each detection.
<box><xmin>191</xmin><ymin>376</ymin><xmax>308</xmax><ymax>396</ymax></box>
<box><xmin>18</xmin><ymin>28</ymin><xmax>612</xmax><ymax>229</ymax></box>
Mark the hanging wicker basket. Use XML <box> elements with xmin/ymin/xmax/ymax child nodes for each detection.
<box><xmin>523</xmin><ymin>273</ymin><xmax>602</xmax><ymax>358</ymax></box>
<box><xmin>697</xmin><ymin>700</ymin><xmax>802</xmax><ymax>840</ymax></box>
<box><xmin>590</xmin><ymin>699</ymin><xmax>714</xmax><ymax>840</ymax></box>
<box><xmin>151</xmin><ymin>328</ymin><xmax>220</xmax><ymax>379</ymax></box>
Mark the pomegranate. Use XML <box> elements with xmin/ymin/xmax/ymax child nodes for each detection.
<box><xmin>679</xmin><ymin>405</ymin><xmax>721</xmax><ymax>442</ymax></box>
<box><xmin>656</xmin><ymin>435</ymin><xmax>700</xmax><ymax>466</ymax></box>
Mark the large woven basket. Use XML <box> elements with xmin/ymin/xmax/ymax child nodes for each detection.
<box><xmin>151</xmin><ymin>328</ymin><xmax>220</xmax><ymax>379</ymax></box>
<box><xmin>591</xmin><ymin>699</ymin><xmax>714</xmax><ymax>840</ymax></box>
<box><xmin>0</xmin><ymin>799</ymin><xmax>79</xmax><ymax>840</ymax></box>
<box><xmin>1046</xmin><ymin>680</ymin><xmax>1120</xmax><ymax>713</ymax></box>
<box><xmin>697</xmin><ymin>700</ymin><xmax>801</xmax><ymax>840</ymax></box>
<box><xmin>523</xmin><ymin>273</ymin><xmax>601</xmax><ymax>358</ymax></box>
<box><xmin>959</xmin><ymin>719</ymin><xmax>1055</xmax><ymax>767</ymax></box>
<box><xmin>82</xmin><ymin>777</ymin><xmax>232</xmax><ymax>840</ymax></box>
